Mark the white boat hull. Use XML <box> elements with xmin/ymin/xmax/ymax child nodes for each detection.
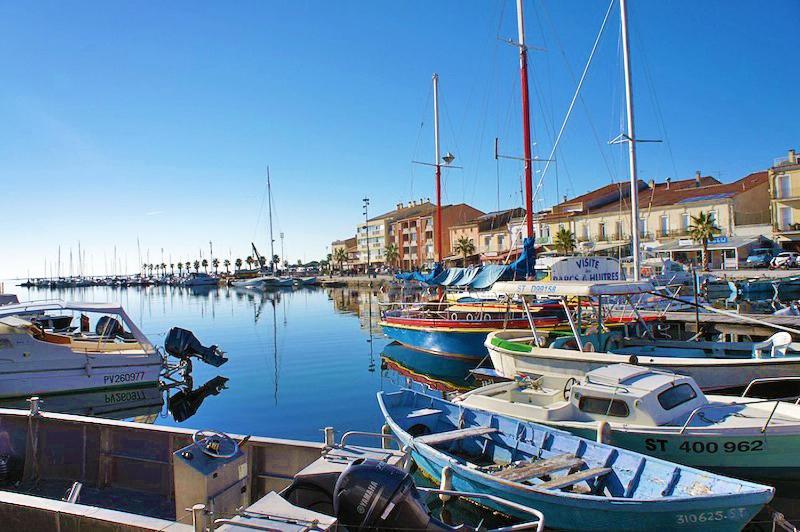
<box><xmin>486</xmin><ymin>332</ymin><xmax>800</xmax><ymax>392</ymax></box>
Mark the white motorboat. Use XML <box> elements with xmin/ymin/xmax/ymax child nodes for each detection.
<box><xmin>182</xmin><ymin>272</ymin><xmax>219</xmax><ymax>286</ymax></box>
<box><xmin>0</xmin><ymin>300</ymin><xmax>164</xmax><ymax>398</ymax></box>
<box><xmin>230</xmin><ymin>275</ymin><xmax>271</xmax><ymax>288</ymax></box>
<box><xmin>486</xmin><ymin>280</ymin><xmax>800</xmax><ymax>392</ymax></box>
<box><xmin>457</xmin><ymin>364</ymin><xmax>800</xmax><ymax>480</ymax></box>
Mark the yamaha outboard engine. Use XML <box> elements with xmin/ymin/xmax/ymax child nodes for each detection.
<box><xmin>333</xmin><ymin>459</ymin><xmax>457</xmax><ymax>532</ymax></box>
<box><xmin>164</xmin><ymin>327</ymin><xmax>228</xmax><ymax>367</ymax></box>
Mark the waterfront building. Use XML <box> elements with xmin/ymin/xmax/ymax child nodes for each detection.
<box><xmin>538</xmin><ymin>170</ymin><xmax>770</xmax><ymax>268</ymax></box>
<box><xmin>355</xmin><ymin>200</ymin><xmax>436</xmax><ymax>271</ymax></box>
<box><xmin>769</xmin><ymin>149</ymin><xmax>800</xmax><ymax>251</ymax></box>
<box><xmin>392</xmin><ymin>203</ymin><xmax>483</xmax><ymax>270</ymax></box>
<box><xmin>476</xmin><ymin>208</ymin><xmax>526</xmax><ymax>263</ymax></box>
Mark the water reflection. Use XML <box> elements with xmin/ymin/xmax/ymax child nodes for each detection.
<box><xmin>381</xmin><ymin>342</ymin><xmax>479</xmax><ymax>394</ymax></box>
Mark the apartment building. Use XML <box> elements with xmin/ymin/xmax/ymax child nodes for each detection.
<box><xmin>770</xmin><ymin>149</ymin><xmax>800</xmax><ymax>250</ymax></box>
<box><xmin>393</xmin><ymin>203</ymin><xmax>484</xmax><ymax>270</ymax></box>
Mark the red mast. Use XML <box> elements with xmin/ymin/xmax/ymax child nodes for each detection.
<box><xmin>433</xmin><ymin>73</ymin><xmax>443</xmax><ymax>262</ymax></box>
<box><xmin>516</xmin><ymin>0</ymin><xmax>534</xmax><ymax>238</ymax></box>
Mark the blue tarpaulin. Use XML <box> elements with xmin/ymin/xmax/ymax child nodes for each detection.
<box><xmin>393</xmin><ymin>237</ymin><xmax>536</xmax><ymax>289</ymax></box>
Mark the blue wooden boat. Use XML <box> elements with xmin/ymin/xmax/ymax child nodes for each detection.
<box><xmin>378</xmin><ymin>389</ymin><xmax>773</xmax><ymax>531</ymax></box>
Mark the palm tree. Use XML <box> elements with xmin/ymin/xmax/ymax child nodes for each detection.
<box><xmin>384</xmin><ymin>243</ymin><xmax>399</xmax><ymax>270</ymax></box>
<box><xmin>333</xmin><ymin>248</ymin><xmax>347</xmax><ymax>274</ymax></box>
<box><xmin>212</xmin><ymin>258</ymin><xmax>220</xmax><ymax>273</ymax></box>
<box><xmin>177</xmin><ymin>262</ymin><xmax>184</xmax><ymax>276</ymax></box>
<box><xmin>184</xmin><ymin>261</ymin><xmax>191</xmax><ymax>273</ymax></box>
<box><xmin>223</xmin><ymin>259</ymin><xmax>231</xmax><ymax>273</ymax></box>
<box><xmin>689</xmin><ymin>211</ymin><xmax>720</xmax><ymax>271</ymax></box>
<box><xmin>201</xmin><ymin>259</ymin><xmax>209</xmax><ymax>273</ymax></box>
<box><xmin>453</xmin><ymin>236</ymin><xmax>475</xmax><ymax>267</ymax></box>
<box><xmin>170</xmin><ymin>263</ymin><xmax>175</xmax><ymax>275</ymax></box>
<box><xmin>258</xmin><ymin>256</ymin><xmax>267</xmax><ymax>269</ymax></box>
<box><xmin>235</xmin><ymin>258</ymin><xmax>243</xmax><ymax>271</ymax></box>
<box><xmin>142</xmin><ymin>263</ymin><xmax>147</xmax><ymax>275</ymax></box>
<box><xmin>554</xmin><ymin>227</ymin><xmax>576</xmax><ymax>255</ymax></box>
<box><xmin>245</xmin><ymin>256</ymin><xmax>254</xmax><ymax>270</ymax></box>
<box><xmin>147</xmin><ymin>264</ymin><xmax>153</xmax><ymax>276</ymax></box>
<box><xmin>160</xmin><ymin>263</ymin><xmax>167</xmax><ymax>277</ymax></box>
<box><xmin>193</xmin><ymin>260</ymin><xmax>200</xmax><ymax>273</ymax></box>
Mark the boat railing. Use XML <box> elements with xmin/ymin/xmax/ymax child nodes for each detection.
<box><xmin>741</xmin><ymin>376</ymin><xmax>800</xmax><ymax>398</ymax></box>
<box><xmin>679</xmin><ymin>397</ymin><xmax>797</xmax><ymax>435</ymax></box>
<box><xmin>418</xmin><ymin>488</ymin><xmax>545</xmax><ymax>532</ymax></box>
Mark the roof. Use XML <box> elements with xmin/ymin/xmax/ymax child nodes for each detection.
<box><xmin>368</xmin><ymin>201</ymin><xmax>436</xmax><ymax>222</ymax></box>
<box><xmin>590</xmin><ymin>172</ymin><xmax>767</xmax><ymax>216</ymax></box>
<box><xmin>492</xmin><ymin>280</ymin><xmax>654</xmax><ymax>296</ymax></box>
<box><xmin>476</xmin><ymin>207</ymin><xmax>526</xmax><ymax>233</ymax></box>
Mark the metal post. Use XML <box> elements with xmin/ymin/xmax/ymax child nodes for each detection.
<box><xmin>363</xmin><ymin>198</ymin><xmax>371</xmax><ymax>275</ymax></box>
<box><xmin>516</xmin><ymin>0</ymin><xmax>534</xmax><ymax>239</ymax></box>
<box><xmin>433</xmin><ymin>73</ymin><xmax>443</xmax><ymax>263</ymax></box>
<box><xmin>191</xmin><ymin>504</ymin><xmax>206</xmax><ymax>532</ymax></box>
<box><xmin>620</xmin><ymin>0</ymin><xmax>641</xmax><ymax>281</ymax></box>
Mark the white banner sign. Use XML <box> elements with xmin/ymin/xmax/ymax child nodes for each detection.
<box><xmin>550</xmin><ymin>257</ymin><xmax>624</xmax><ymax>282</ymax></box>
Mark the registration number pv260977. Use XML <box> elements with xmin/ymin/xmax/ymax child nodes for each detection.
<box><xmin>103</xmin><ymin>372</ymin><xmax>146</xmax><ymax>385</ymax></box>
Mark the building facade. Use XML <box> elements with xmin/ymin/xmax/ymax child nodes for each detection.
<box><xmin>769</xmin><ymin>149</ymin><xmax>800</xmax><ymax>250</ymax></box>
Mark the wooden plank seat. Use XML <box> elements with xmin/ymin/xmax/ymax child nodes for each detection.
<box><xmin>415</xmin><ymin>427</ymin><xmax>498</xmax><ymax>446</ymax></box>
<box><xmin>535</xmin><ymin>467</ymin><xmax>612</xmax><ymax>491</ymax></box>
<box><xmin>406</xmin><ymin>408</ymin><xmax>443</xmax><ymax>419</ymax></box>
<box><xmin>493</xmin><ymin>454</ymin><xmax>585</xmax><ymax>483</ymax></box>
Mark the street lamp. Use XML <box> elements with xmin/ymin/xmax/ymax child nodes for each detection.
<box><xmin>363</xmin><ymin>197</ymin><xmax>370</xmax><ymax>276</ymax></box>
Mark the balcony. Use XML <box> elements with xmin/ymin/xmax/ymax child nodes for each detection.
<box><xmin>776</xmin><ymin>223</ymin><xmax>800</xmax><ymax>234</ymax></box>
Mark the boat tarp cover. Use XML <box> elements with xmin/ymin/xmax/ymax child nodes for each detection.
<box><xmin>394</xmin><ymin>237</ymin><xmax>536</xmax><ymax>288</ymax></box>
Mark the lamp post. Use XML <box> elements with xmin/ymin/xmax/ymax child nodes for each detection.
<box><xmin>363</xmin><ymin>197</ymin><xmax>371</xmax><ymax>276</ymax></box>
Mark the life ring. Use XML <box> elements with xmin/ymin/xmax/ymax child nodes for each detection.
<box><xmin>450</xmin><ymin>313</ymin><xmax>458</xmax><ymax>321</ymax></box>
<box><xmin>482</xmin><ymin>313</ymin><xmax>491</xmax><ymax>321</ymax></box>
<box><xmin>466</xmin><ymin>313</ymin><xmax>475</xmax><ymax>321</ymax></box>
<box><xmin>583</xmin><ymin>341</ymin><xmax>595</xmax><ymax>352</ymax></box>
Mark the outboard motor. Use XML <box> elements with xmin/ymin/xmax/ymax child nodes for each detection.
<box><xmin>164</xmin><ymin>327</ymin><xmax>227</xmax><ymax>367</ymax></box>
<box><xmin>333</xmin><ymin>459</ymin><xmax>458</xmax><ymax>531</ymax></box>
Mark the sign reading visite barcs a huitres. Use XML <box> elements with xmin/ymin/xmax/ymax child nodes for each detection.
<box><xmin>550</xmin><ymin>257</ymin><xmax>624</xmax><ymax>281</ymax></box>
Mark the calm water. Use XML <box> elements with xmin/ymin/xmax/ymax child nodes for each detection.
<box><xmin>5</xmin><ymin>284</ymin><xmax>409</xmax><ymax>441</ymax></box>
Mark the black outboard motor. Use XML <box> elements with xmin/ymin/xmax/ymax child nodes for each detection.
<box><xmin>164</xmin><ymin>327</ymin><xmax>228</xmax><ymax>367</ymax></box>
<box><xmin>333</xmin><ymin>459</ymin><xmax>458</xmax><ymax>532</ymax></box>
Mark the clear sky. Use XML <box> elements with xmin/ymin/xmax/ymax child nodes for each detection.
<box><xmin>1</xmin><ymin>1</ymin><xmax>797</xmax><ymax>279</ymax></box>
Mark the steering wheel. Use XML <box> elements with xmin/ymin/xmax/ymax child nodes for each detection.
<box><xmin>563</xmin><ymin>377</ymin><xmax>579</xmax><ymax>401</ymax></box>
<box><xmin>193</xmin><ymin>429</ymin><xmax>239</xmax><ymax>459</ymax></box>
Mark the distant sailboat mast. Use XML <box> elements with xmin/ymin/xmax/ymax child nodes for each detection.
<box><xmin>267</xmin><ymin>167</ymin><xmax>275</xmax><ymax>274</ymax></box>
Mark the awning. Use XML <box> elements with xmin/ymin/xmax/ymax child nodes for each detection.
<box><xmin>654</xmin><ymin>235</ymin><xmax>766</xmax><ymax>253</ymax></box>
<box><xmin>493</xmin><ymin>280</ymin><xmax>654</xmax><ymax>297</ymax></box>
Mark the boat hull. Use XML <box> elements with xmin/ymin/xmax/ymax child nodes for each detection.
<box><xmin>379</xmin><ymin>391</ymin><xmax>771</xmax><ymax>531</ymax></box>
<box><xmin>380</xmin><ymin>322</ymin><xmax>492</xmax><ymax>359</ymax></box>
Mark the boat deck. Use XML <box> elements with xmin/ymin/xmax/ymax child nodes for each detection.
<box><xmin>609</xmin><ymin>309</ymin><xmax>800</xmax><ymax>338</ymax></box>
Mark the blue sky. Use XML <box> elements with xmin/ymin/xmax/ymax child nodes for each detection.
<box><xmin>1</xmin><ymin>1</ymin><xmax>797</xmax><ymax>278</ymax></box>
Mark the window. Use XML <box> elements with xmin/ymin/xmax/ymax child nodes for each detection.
<box><xmin>615</xmin><ymin>221</ymin><xmax>623</xmax><ymax>239</ymax></box>
<box><xmin>484</xmin><ymin>236</ymin><xmax>491</xmax><ymax>249</ymax></box>
<box><xmin>578</xmin><ymin>396</ymin><xmax>629</xmax><ymax>417</ymax></box>
<box><xmin>681</xmin><ymin>213</ymin><xmax>691</xmax><ymax>230</ymax></box>
<box><xmin>581</xmin><ymin>224</ymin><xmax>589</xmax><ymax>239</ymax></box>
<box><xmin>660</xmin><ymin>215</ymin><xmax>669</xmax><ymax>237</ymax></box>
<box><xmin>779</xmin><ymin>174</ymin><xmax>791</xmax><ymax>198</ymax></box>
<box><xmin>708</xmin><ymin>211</ymin><xmax>717</xmax><ymax>224</ymax></box>
<box><xmin>781</xmin><ymin>207</ymin><xmax>793</xmax><ymax>230</ymax></box>
<box><xmin>598</xmin><ymin>223</ymin><xmax>606</xmax><ymax>240</ymax></box>
<box><xmin>498</xmin><ymin>235</ymin><xmax>505</xmax><ymax>249</ymax></box>
<box><xmin>657</xmin><ymin>383</ymin><xmax>698</xmax><ymax>411</ymax></box>
<box><xmin>639</xmin><ymin>218</ymin><xmax>647</xmax><ymax>237</ymax></box>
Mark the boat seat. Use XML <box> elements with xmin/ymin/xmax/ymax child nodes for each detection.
<box><xmin>535</xmin><ymin>467</ymin><xmax>612</xmax><ymax>491</ymax></box>
<box><xmin>493</xmin><ymin>454</ymin><xmax>584</xmax><ymax>483</ymax></box>
<box><xmin>415</xmin><ymin>427</ymin><xmax>498</xmax><ymax>446</ymax></box>
<box><xmin>752</xmin><ymin>332</ymin><xmax>792</xmax><ymax>359</ymax></box>
<box><xmin>405</xmin><ymin>408</ymin><xmax>442</xmax><ymax>419</ymax></box>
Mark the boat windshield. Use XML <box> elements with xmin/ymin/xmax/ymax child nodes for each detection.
<box><xmin>657</xmin><ymin>383</ymin><xmax>697</xmax><ymax>411</ymax></box>
<box><xmin>578</xmin><ymin>396</ymin><xmax>629</xmax><ymax>417</ymax></box>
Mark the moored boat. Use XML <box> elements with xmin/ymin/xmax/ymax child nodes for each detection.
<box><xmin>379</xmin><ymin>388</ymin><xmax>773</xmax><ymax>530</ymax></box>
<box><xmin>457</xmin><ymin>364</ymin><xmax>800</xmax><ymax>481</ymax></box>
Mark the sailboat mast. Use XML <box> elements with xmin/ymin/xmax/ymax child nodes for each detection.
<box><xmin>620</xmin><ymin>0</ymin><xmax>641</xmax><ymax>281</ymax></box>
<box><xmin>432</xmin><ymin>73</ymin><xmax>443</xmax><ymax>262</ymax></box>
<box><xmin>267</xmin><ymin>166</ymin><xmax>275</xmax><ymax>274</ymax></box>
<box><xmin>516</xmin><ymin>0</ymin><xmax>534</xmax><ymax>238</ymax></box>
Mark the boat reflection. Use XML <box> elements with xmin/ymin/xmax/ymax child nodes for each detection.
<box><xmin>380</xmin><ymin>341</ymin><xmax>481</xmax><ymax>394</ymax></box>
<box><xmin>167</xmin><ymin>375</ymin><xmax>229</xmax><ymax>422</ymax></box>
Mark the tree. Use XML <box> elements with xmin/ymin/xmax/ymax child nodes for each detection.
<box><xmin>272</xmin><ymin>254</ymin><xmax>280</xmax><ymax>267</ymax></box>
<box><xmin>689</xmin><ymin>211</ymin><xmax>720</xmax><ymax>271</ymax></box>
<box><xmin>235</xmin><ymin>258</ymin><xmax>243</xmax><ymax>271</ymax></box>
<box><xmin>258</xmin><ymin>256</ymin><xmax>267</xmax><ymax>269</ymax></box>
<box><xmin>245</xmin><ymin>256</ymin><xmax>254</xmax><ymax>269</ymax></box>
<box><xmin>193</xmin><ymin>260</ymin><xmax>200</xmax><ymax>273</ymax></box>
<box><xmin>554</xmin><ymin>227</ymin><xmax>576</xmax><ymax>255</ymax></box>
<box><xmin>384</xmin><ymin>243</ymin><xmax>399</xmax><ymax>269</ymax></box>
<box><xmin>170</xmin><ymin>263</ymin><xmax>175</xmax><ymax>275</ymax></box>
<box><xmin>453</xmin><ymin>236</ymin><xmax>475</xmax><ymax>267</ymax></box>
<box><xmin>142</xmin><ymin>263</ymin><xmax>147</xmax><ymax>274</ymax></box>
<box><xmin>212</xmin><ymin>258</ymin><xmax>220</xmax><ymax>273</ymax></box>
<box><xmin>184</xmin><ymin>261</ymin><xmax>191</xmax><ymax>273</ymax></box>
<box><xmin>201</xmin><ymin>259</ymin><xmax>209</xmax><ymax>273</ymax></box>
<box><xmin>297</xmin><ymin>259</ymin><xmax>302</xmax><ymax>266</ymax></box>
<box><xmin>147</xmin><ymin>264</ymin><xmax>153</xmax><ymax>276</ymax></box>
<box><xmin>223</xmin><ymin>259</ymin><xmax>231</xmax><ymax>273</ymax></box>
<box><xmin>160</xmin><ymin>263</ymin><xmax>167</xmax><ymax>277</ymax></box>
<box><xmin>333</xmin><ymin>248</ymin><xmax>347</xmax><ymax>274</ymax></box>
<box><xmin>177</xmin><ymin>262</ymin><xmax>184</xmax><ymax>275</ymax></box>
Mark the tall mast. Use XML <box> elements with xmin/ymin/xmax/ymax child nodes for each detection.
<box><xmin>267</xmin><ymin>166</ymin><xmax>275</xmax><ymax>274</ymax></box>
<box><xmin>620</xmin><ymin>0</ymin><xmax>641</xmax><ymax>281</ymax></box>
<box><xmin>432</xmin><ymin>73</ymin><xmax>443</xmax><ymax>263</ymax></box>
<box><xmin>516</xmin><ymin>0</ymin><xmax>534</xmax><ymax>239</ymax></box>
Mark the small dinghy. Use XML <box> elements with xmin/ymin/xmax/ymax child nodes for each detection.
<box><xmin>379</xmin><ymin>389</ymin><xmax>774</xmax><ymax>531</ymax></box>
<box><xmin>457</xmin><ymin>364</ymin><xmax>800</xmax><ymax>481</ymax></box>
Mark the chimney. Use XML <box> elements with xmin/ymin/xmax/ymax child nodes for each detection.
<box><xmin>695</xmin><ymin>171</ymin><xmax>702</xmax><ymax>187</ymax></box>
<box><xmin>790</xmin><ymin>149</ymin><xmax>797</xmax><ymax>165</ymax></box>
<box><xmin>563</xmin><ymin>195</ymin><xmax>568</xmax><ymax>203</ymax></box>
<box><xmin>648</xmin><ymin>178</ymin><xmax>655</xmax><ymax>189</ymax></box>
<box><xmin>666</xmin><ymin>177</ymin><xmax>671</xmax><ymax>190</ymax></box>
<box><xmin>396</xmin><ymin>202</ymin><xmax>403</xmax><ymax>210</ymax></box>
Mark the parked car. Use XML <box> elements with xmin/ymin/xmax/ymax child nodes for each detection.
<box><xmin>770</xmin><ymin>251</ymin><xmax>800</xmax><ymax>269</ymax></box>
<box><xmin>745</xmin><ymin>248</ymin><xmax>777</xmax><ymax>268</ymax></box>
